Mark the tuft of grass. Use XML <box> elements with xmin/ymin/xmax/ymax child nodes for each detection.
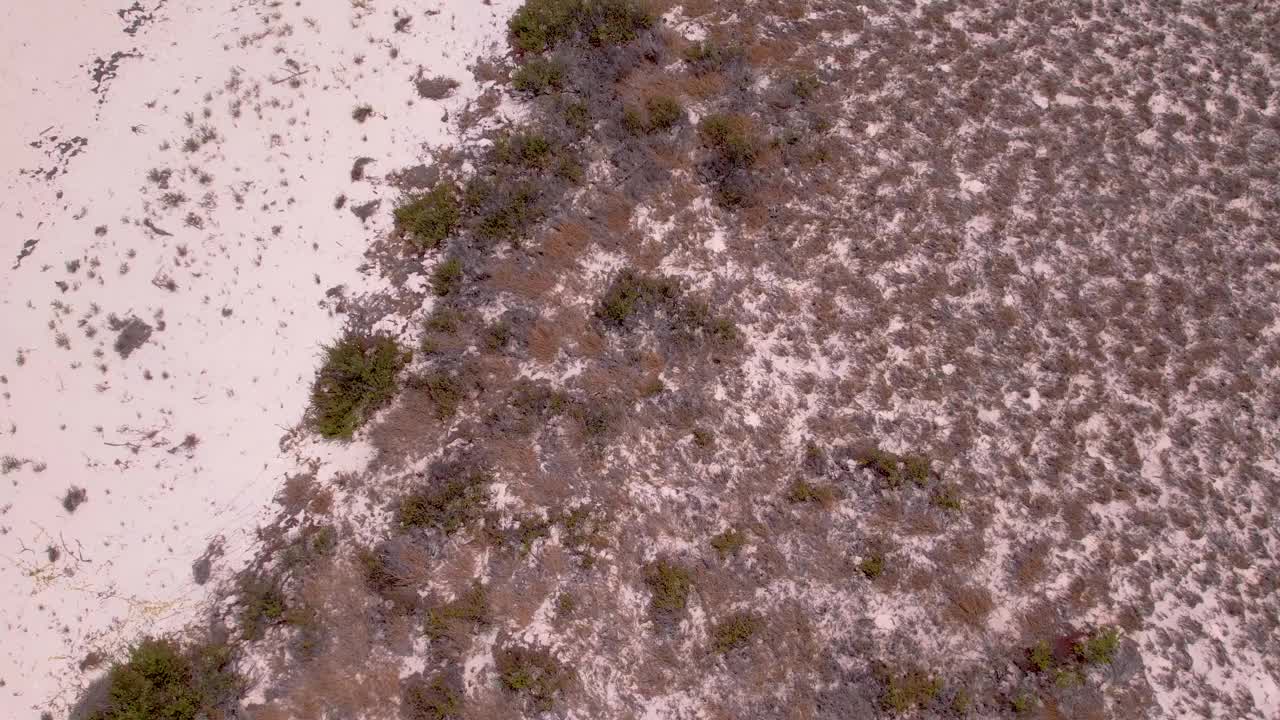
<box><xmin>89</xmin><ymin>638</ymin><xmax>241</xmax><ymax>720</ymax></box>
<box><xmin>904</xmin><ymin>454</ymin><xmax>931</xmax><ymax>486</ymax></box>
<box><xmin>512</xmin><ymin>57</ymin><xmax>566</xmax><ymax>94</ymax></box>
<box><xmin>932</xmin><ymin>483</ymin><xmax>962</xmax><ymax>511</ymax></box>
<box><xmin>496</xmin><ymin>643</ymin><xmax>571</xmax><ymax>712</ymax></box>
<box><xmin>710</xmin><ymin>611</ymin><xmax>760</xmax><ymax>653</ymax></box>
<box><xmin>1075</xmin><ymin>627</ymin><xmax>1120</xmax><ymax>665</ymax></box>
<box><xmin>431</xmin><ymin>257</ymin><xmax>464</xmax><ymax>296</ymax></box>
<box><xmin>644</xmin><ymin>559</ymin><xmax>693</xmax><ymax>615</ymax></box>
<box><xmin>710</xmin><ymin>528</ymin><xmax>746</xmax><ymax>558</ymax></box>
<box><xmin>425</xmin><ymin>307</ymin><xmax>461</xmax><ymax>334</ymax></box>
<box><xmin>395</xmin><ymin>184</ymin><xmax>460</xmax><ymax>250</ymax></box>
<box><xmin>398</xmin><ymin>473</ymin><xmax>490</xmax><ymax>534</ymax></box>
<box><xmin>309</xmin><ymin>334</ymin><xmax>406</xmax><ymax>439</ymax></box>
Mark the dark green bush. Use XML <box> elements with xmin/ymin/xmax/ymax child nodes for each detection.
<box><xmin>644</xmin><ymin>559</ymin><xmax>693</xmax><ymax>615</ymax></box>
<box><xmin>398</xmin><ymin>473</ymin><xmax>490</xmax><ymax>534</ymax></box>
<box><xmin>1029</xmin><ymin>640</ymin><xmax>1053</xmax><ymax>672</ymax></box>
<box><xmin>476</xmin><ymin>185</ymin><xmax>543</xmax><ymax>243</ymax></box>
<box><xmin>432</xmin><ymin>257</ymin><xmax>463</xmax><ymax>296</ymax></box>
<box><xmin>310</xmin><ymin>334</ymin><xmax>406</xmax><ymax>439</ymax></box>
<box><xmin>711</xmin><ymin>611</ymin><xmax>760</xmax><ymax>653</ymax></box>
<box><xmin>496</xmin><ymin>643</ymin><xmax>571</xmax><ymax>712</ymax></box>
<box><xmin>89</xmin><ymin>638</ymin><xmax>240</xmax><ymax>720</ymax></box>
<box><xmin>394</xmin><ymin>184</ymin><xmax>459</xmax><ymax>250</ymax></box>
<box><xmin>856</xmin><ymin>447</ymin><xmax>903</xmax><ymax>486</ymax></box>
<box><xmin>512</xmin><ymin>57</ymin><xmax>566</xmax><ymax>94</ymax></box>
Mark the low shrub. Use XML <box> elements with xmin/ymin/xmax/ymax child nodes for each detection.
<box><xmin>508</xmin><ymin>0</ymin><xmax>652</xmax><ymax>53</ymax></box>
<box><xmin>512</xmin><ymin>57</ymin><xmax>566</xmax><ymax>94</ymax></box>
<box><xmin>1029</xmin><ymin>640</ymin><xmax>1053</xmax><ymax>672</ymax></box>
<box><xmin>399</xmin><ymin>473</ymin><xmax>490</xmax><ymax>534</ymax></box>
<box><xmin>787</xmin><ymin>479</ymin><xmax>837</xmax><ymax>506</ymax></box>
<box><xmin>644</xmin><ymin>559</ymin><xmax>693</xmax><ymax>615</ymax></box>
<box><xmin>432</xmin><ymin>257</ymin><xmax>464</xmax><ymax>296</ymax></box>
<box><xmin>859</xmin><ymin>552</ymin><xmax>885</xmax><ymax>580</ymax></box>
<box><xmin>710</xmin><ymin>528</ymin><xmax>746</xmax><ymax>558</ymax></box>
<box><xmin>309</xmin><ymin>334</ymin><xmax>406</xmax><ymax>439</ymax></box>
<box><xmin>645</xmin><ymin>95</ymin><xmax>683</xmax><ymax>131</ymax></box>
<box><xmin>1075</xmin><ymin>627</ymin><xmax>1120</xmax><ymax>665</ymax></box>
<box><xmin>711</xmin><ymin>611</ymin><xmax>760</xmax><ymax>653</ymax></box>
<box><xmin>88</xmin><ymin>638</ymin><xmax>241</xmax><ymax>720</ymax></box>
<box><xmin>495</xmin><ymin>643</ymin><xmax>571</xmax><ymax>712</ymax></box>
<box><xmin>425</xmin><ymin>582</ymin><xmax>490</xmax><ymax>640</ymax></box>
<box><xmin>237</xmin><ymin>575</ymin><xmax>287</xmax><ymax>641</ymax></box>
<box><xmin>699</xmin><ymin>113</ymin><xmax>759</xmax><ymax>168</ymax></box>
<box><xmin>394</xmin><ymin>184</ymin><xmax>460</xmax><ymax>250</ymax></box>
<box><xmin>597</xmin><ymin>270</ymin><xmax>680</xmax><ymax>328</ymax></box>
<box><xmin>878</xmin><ymin>665</ymin><xmax>942</xmax><ymax>715</ymax></box>
<box><xmin>401</xmin><ymin>672</ymin><xmax>462</xmax><ymax>720</ymax></box>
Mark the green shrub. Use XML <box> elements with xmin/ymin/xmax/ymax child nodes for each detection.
<box><xmin>710</xmin><ymin>528</ymin><xmax>746</xmax><ymax>558</ymax></box>
<box><xmin>238</xmin><ymin>575</ymin><xmax>287</xmax><ymax>641</ymax></box>
<box><xmin>432</xmin><ymin>257</ymin><xmax>463</xmax><ymax>296</ymax></box>
<box><xmin>394</xmin><ymin>184</ymin><xmax>459</xmax><ymax>250</ymax></box>
<box><xmin>512</xmin><ymin>57</ymin><xmax>566</xmax><ymax>94</ymax></box>
<box><xmin>496</xmin><ymin>643</ymin><xmax>571</xmax><ymax>712</ymax></box>
<box><xmin>557</xmin><ymin>505</ymin><xmax>610</xmax><ymax>568</ymax></box>
<box><xmin>646</xmin><ymin>95</ymin><xmax>683</xmax><ymax>131</ymax></box>
<box><xmin>588</xmin><ymin>0</ymin><xmax>652</xmax><ymax>45</ymax></box>
<box><xmin>787</xmin><ymin>479</ymin><xmax>837</xmax><ymax>506</ymax></box>
<box><xmin>476</xmin><ymin>185</ymin><xmax>543</xmax><ymax>243</ymax></box>
<box><xmin>597</xmin><ymin>270</ymin><xmax>680</xmax><ymax>327</ymax></box>
<box><xmin>89</xmin><ymin>638</ymin><xmax>240</xmax><ymax>720</ymax></box>
<box><xmin>793</xmin><ymin>73</ymin><xmax>821</xmax><ymax>100</ymax></box>
<box><xmin>699</xmin><ymin>113</ymin><xmax>759</xmax><ymax>168</ymax></box>
<box><xmin>856</xmin><ymin>447</ymin><xmax>903</xmax><ymax>486</ymax></box>
<box><xmin>426</xmin><ymin>307</ymin><xmax>461</xmax><ymax>334</ymax></box>
<box><xmin>508</xmin><ymin>0</ymin><xmax>581</xmax><ymax>53</ymax></box>
<box><xmin>879</xmin><ymin>666</ymin><xmax>941</xmax><ymax>714</ymax></box>
<box><xmin>425</xmin><ymin>582</ymin><xmax>489</xmax><ymax>639</ymax></box>
<box><xmin>398</xmin><ymin>474</ymin><xmax>490</xmax><ymax>534</ymax></box>
<box><xmin>1011</xmin><ymin>692</ymin><xmax>1035</xmax><ymax>714</ymax></box>
<box><xmin>310</xmin><ymin>334</ymin><xmax>406</xmax><ymax>439</ymax></box>
<box><xmin>859</xmin><ymin>552</ymin><xmax>885</xmax><ymax>580</ymax></box>
<box><xmin>711</xmin><ymin>611</ymin><xmax>760</xmax><ymax>653</ymax></box>
<box><xmin>645</xmin><ymin>559</ymin><xmax>693</xmax><ymax>614</ymax></box>
<box><xmin>932</xmin><ymin>484</ymin><xmax>962</xmax><ymax>511</ymax></box>
<box><xmin>903</xmin><ymin>455</ymin><xmax>930</xmax><ymax>486</ymax></box>
<box><xmin>682</xmin><ymin>41</ymin><xmax>738</xmax><ymax>75</ymax></box>
<box><xmin>508</xmin><ymin>0</ymin><xmax>651</xmax><ymax>53</ymax></box>
<box><xmin>563</xmin><ymin>100</ymin><xmax>592</xmax><ymax>133</ymax></box>
<box><xmin>402</xmin><ymin>673</ymin><xmax>462</xmax><ymax>720</ymax></box>
<box><xmin>1075</xmin><ymin>627</ymin><xmax>1120</xmax><ymax>665</ymax></box>
<box><xmin>1029</xmin><ymin>640</ymin><xmax>1053</xmax><ymax>672</ymax></box>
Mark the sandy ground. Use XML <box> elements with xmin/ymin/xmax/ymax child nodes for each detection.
<box><xmin>0</xmin><ymin>0</ymin><xmax>518</xmax><ymax>714</ymax></box>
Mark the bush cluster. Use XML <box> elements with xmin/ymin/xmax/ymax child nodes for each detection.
<box><xmin>309</xmin><ymin>334</ymin><xmax>406</xmax><ymax>439</ymax></box>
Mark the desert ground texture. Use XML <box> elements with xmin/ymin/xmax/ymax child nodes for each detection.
<box><xmin>1</xmin><ymin>1</ymin><xmax>1278</xmax><ymax>719</ymax></box>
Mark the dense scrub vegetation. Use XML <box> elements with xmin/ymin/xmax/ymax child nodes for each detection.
<box><xmin>84</xmin><ymin>638</ymin><xmax>241</xmax><ymax>720</ymax></box>
<box><xmin>308</xmin><ymin>333</ymin><xmax>406</xmax><ymax>439</ymax></box>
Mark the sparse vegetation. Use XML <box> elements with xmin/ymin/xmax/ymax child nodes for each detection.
<box><xmin>425</xmin><ymin>582</ymin><xmax>489</xmax><ymax>639</ymax></box>
<box><xmin>401</xmin><ymin>673</ymin><xmax>462</xmax><ymax>720</ymax></box>
<box><xmin>431</xmin><ymin>257</ymin><xmax>463</xmax><ymax>296</ymax></box>
<box><xmin>511</xmin><ymin>57</ymin><xmax>565</xmax><ymax>94</ymax></box>
<box><xmin>878</xmin><ymin>665</ymin><xmax>942</xmax><ymax>715</ymax></box>
<box><xmin>309</xmin><ymin>334</ymin><xmax>406</xmax><ymax>439</ymax></box>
